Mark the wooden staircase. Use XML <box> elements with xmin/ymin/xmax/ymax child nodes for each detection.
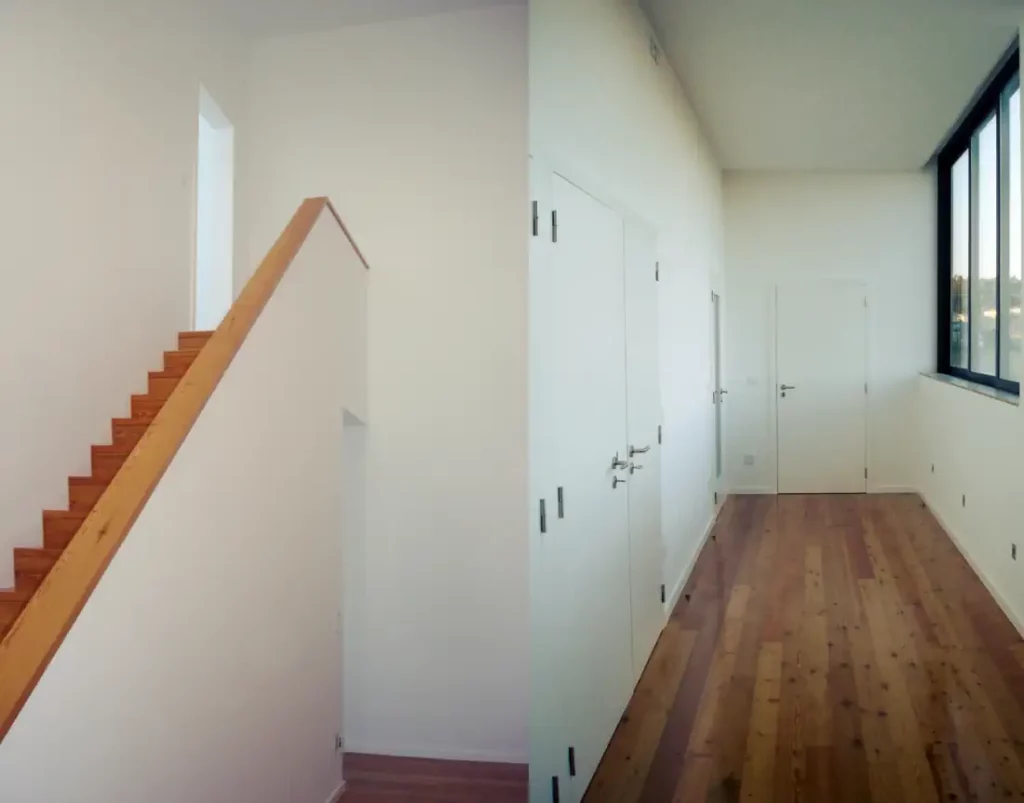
<box><xmin>0</xmin><ymin>330</ymin><xmax>215</xmax><ymax>642</ymax></box>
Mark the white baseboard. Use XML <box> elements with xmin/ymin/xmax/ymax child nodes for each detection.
<box><xmin>919</xmin><ymin>493</ymin><xmax>1024</xmax><ymax>639</ymax></box>
<box><xmin>665</xmin><ymin>506</ymin><xmax>722</xmax><ymax>615</ymax></box>
<box><xmin>341</xmin><ymin>740</ymin><xmax>527</xmax><ymax>765</ymax></box>
<box><xmin>871</xmin><ymin>484</ymin><xmax>918</xmax><ymax>494</ymax></box>
<box><xmin>326</xmin><ymin>781</ymin><xmax>346</xmax><ymax>803</ymax></box>
<box><xmin>729</xmin><ymin>486</ymin><xmax>775</xmax><ymax>495</ymax></box>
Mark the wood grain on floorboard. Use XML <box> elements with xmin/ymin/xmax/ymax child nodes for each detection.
<box><xmin>583</xmin><ymin>494</ymin><xmax>1024</xmax><ymax>803</ymax></box>
<box><xmin>343</xmin><ymin>753</ymin><xmax>528</xmax><ymax>802</ymax></box>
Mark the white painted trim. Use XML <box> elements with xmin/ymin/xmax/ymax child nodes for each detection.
<box><xmin>729</xmin><ymin>486</ymin><xmax>776</xmax><ymax>495</ymax></box>
<box><xmin>325</xmin><ymin>781</ymin><xmax>347</xmax><ymax>803</ymax></box>
<box><xmin>870</xmin><ymin>485</ymin><xmax>917</xmax><ymax>494</ymax></box>
<box><xmin>664</xmin><ymin>508</ymin><xmax>721</xmax><ymax>615</ymax></box>
<box><xmin>340</xmin><ymin>741</ymin><xmax>527</xmax><ymax>765</ymax></box>
<box><xmin>919</xmin><ymin>494</ymin><xmax>1024</xmax><ymax>639</ymax></box>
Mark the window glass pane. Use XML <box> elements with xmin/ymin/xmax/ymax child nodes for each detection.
<box><xmin>973</xmin><ymin>115</ymin><xmax>998</xmax><ymax>376</ymax></box>
<box><xmin>951</xmin><ymin>150</ymin><xmax>970</xmax><ymax>369</ymax></box>
<box><xmin>1009</xmin><ymin>88</ymin><xmax>1021</xmax><ymax>382</ymax></box>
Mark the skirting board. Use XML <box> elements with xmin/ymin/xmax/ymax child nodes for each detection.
<box><xmin>340</xmin><ymin>741</ymin><xmax>526</xmax><ymax>765</ymax></box>
<box><xmin>664</xmin><ymin>503</ymin><xmax>723</xmax><ymax>615</ymax></box>
<box><xmin>870</xmin><ymin>485</ymin><xmax>918</xmax><ymax>494</ymax></box>
<box><xmin>326</xmin><ymin>781</ymin><xmax>346</xmax><ymax>803</ymax></box>
<box><xmin>730</xmin><ymin>486</ymin><xmax>775</xmax><ymax>495</ymax></box>
<box><xmin>920</xmin><ymin>493</ymin><xmax>1024</xmax><ymax>639</ymax></box>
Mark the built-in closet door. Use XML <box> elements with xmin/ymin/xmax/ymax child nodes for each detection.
<box><xmin>550</xmin><ymin>175</ymin><xmax>634</xmax><ymax>799</ymax></box>
<box><xmin>623</xmin><ymin>219</ymin><xmax>664</xmax><ymax>678</ymax></box>
<box><xmin>528</xmin><ymin>159</ymin><xmax>569</xmax><ymax>803</ymax></box>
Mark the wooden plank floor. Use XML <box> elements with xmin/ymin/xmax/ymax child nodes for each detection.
<box><xmin>343</xmin><ymin>753</ymin><xmax>528</xmax><ymax>802</ymax></box>
<box><xmin>583</xmin><ymin>494</ymin><xmax>1024</xmax><ymax>803</ymax></box>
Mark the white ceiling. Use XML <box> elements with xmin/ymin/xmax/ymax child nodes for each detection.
<box><xmin>641</xmin><ymin>0</ymin><xmax>1022</xmax><ymax>170</ymax></box>
<box><xmin>208</xmin><ymin>0</ymin><xmax>521</xmax><ymax>36</ymax></box>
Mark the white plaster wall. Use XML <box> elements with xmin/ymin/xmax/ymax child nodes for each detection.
<box><xmin>241</xmin><ymin>5</ymin><xmax>529</xmax><ymax>762</ymax></box>
<box><xmin>724</xmin><ymin>171</ymin><xmax>936</xmax><ymax>493</ymax></box>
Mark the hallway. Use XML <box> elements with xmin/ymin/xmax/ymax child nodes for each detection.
<box><xmin>583</xmin><ymin>494</ymin><xmax>1024</xmax><ymax>803</ymax></box>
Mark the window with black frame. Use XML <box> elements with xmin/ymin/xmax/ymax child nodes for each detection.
<box><xmin>937</xmin><ymin>48</ymin><xmax>1021</xmax><ymax>394</ymax></box>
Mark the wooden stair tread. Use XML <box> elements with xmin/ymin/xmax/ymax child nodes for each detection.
<box><xmin>68</xmin><ymin>476</ymin><xmax>107</xmax><ymax>487</ymax></box>
<box><xmin>42</xmin><ymin>510</ymin><xmax>87</xmax><ymax>549</ymax></box>
<box><xmin>177</xmin><ymin>331</ymin><xmax>214</xmax><ymax>350</ymax></box>
<box><xmin>0</xmin><ymin>587</ymin><xmax>34</xmax><ymax>603</ymax></box>
<box><xmin>93</xmin><ymin>444</ymin><xmax>133</xmax><ymax>458</ymax></box>
<box><xmin>14</xmin><ymin>548</ymin><xmax>63</xmax><ymax>577</ymax></box>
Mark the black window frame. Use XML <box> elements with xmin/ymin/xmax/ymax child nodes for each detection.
<box><xmin>937</xmin><ymin>45</ymin><xmax>1021</xmax><ymax>395</ymax></box>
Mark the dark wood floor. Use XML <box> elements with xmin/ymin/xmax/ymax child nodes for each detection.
<box><xmin>343</xmin><ymin>753</ymin><xmax>528</xmax><ymax>802</ymax></box>
<box><xmin>584</xmin><ymin>494</ymin><xmax>1024</xmax><ymax>803</ymax></box>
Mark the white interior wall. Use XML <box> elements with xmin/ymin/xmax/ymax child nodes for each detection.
<box><xmin>724</xmin><ymin>172</ymin><xmax>936</xmax><ymax>494</ymax></box>
<box><xmin>241</xmin><ymin>5</ymin><xmax>529</xmax><ymax>762</ymax></box>
<box><xmin>530</xmin><ymin>0</ymin><xmax>724</xmax><ymax>635</ymax></box>
<box><xmin>916</xmin><ymin>377</ymin><xmax>1024</xmax><ymax>633</ymax></box>
<box><xmin>912</xmin><ymin>39</ymin><xmax>1024</xmax><ymax>638</ymax></box>
<box><xmin>0</xmin><ymin>210</ymin><xmax>365</xmax><ymax>803</ymax></box>
<box><xmin>0</xmin><ymin>2</ymin><xmax>248</xmax><ymax>587</ymax></box>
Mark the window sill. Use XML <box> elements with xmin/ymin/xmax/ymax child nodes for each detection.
<box><xmin>922</xmin><ymin>372</ymin><xmax>1020</xmax><ymax>406</ymax></box>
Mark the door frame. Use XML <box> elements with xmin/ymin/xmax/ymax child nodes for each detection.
<box><xmin>772</xmin><ymin>279</ymin><xmax>870</xmax><ymax>494</ymax></box>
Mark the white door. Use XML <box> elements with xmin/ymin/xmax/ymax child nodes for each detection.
<box><xmin>712</xmin><ymin>292</ymin><xmax>725</xmax><ymax>499</ymax></box>
<box><xmin>551</xmin><ymin>175</ymin><xmax>633</xmax><ymax>799</ymax></box>
<box><xmin>528</xmin><ymin>160</ymin><xmax>570</xmax><ymax>803</ymax></box>
<box><xmin>623</xmin><ymin>219</ymin><xmax>663</xmax><ymax>679</ymax></box>
<box><xmin>776</xmin><ymin>281</ymin><xmax>867</xmax><ymax>494</ymax></box>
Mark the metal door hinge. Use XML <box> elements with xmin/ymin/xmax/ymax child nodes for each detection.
<box><xmin>335</xmin><ymin>735</ymin><xmax>344</xmax><ymax>752</ymax></box>
<box><xmin>655</xmin><ymin>262</ymin><xmax>660</xmax><ymax>282</ymax></box>
<box><xmin>552</xmin><ymin>777</ymin><xmax>560</xmax><ymax>803</ymax></box>
<box><xmin>568</xmin><ymin>747</ymin><xmax>576</xmax><ymax>777</ymax></box>
<box><xmin>865</xmin><ymin>382</ymin><xmax>868</xmax><ymax>394</ymax></box>
<box><xmin>714</xmin><ymin>491</ymin><xmax>718</xmax><ymax>506</ymax></box>
<box><xmin>864</xmin><ymin>468</ymin><xmax>868</xmax><ymax>480</ymax></box>
<box><xmin>658</xmin><ymin>425</ymin><xmax>663</xmax><ymax>445</ymax></box>
<box><xmin>539</xmin><ymin>499</ymin><xmax>547</xmax><ymax>534</ymax></box>
<box><xmin>660</xmin><ymin>584</ymin><xmax>666</xmax><ymax>603</ymax></box>
<box><xmin>551</xmin><ymin>210</ymin><xmax>558</xmax><ymax>243</ymax></box>
<box><xmin>532</xmin><ymin>201</ymin><xmax>539</xmax><ymax>237</ymax></box>
<box><xmin>557</xmin><ymin>487</ymin><xmax>565</xmax><ymax>518</ymax></box>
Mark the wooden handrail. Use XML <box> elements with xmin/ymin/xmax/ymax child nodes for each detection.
<box><xmin>0</xmin><ymin>196</ymin><xmax>364</xmax><ymax>741</ymax></box>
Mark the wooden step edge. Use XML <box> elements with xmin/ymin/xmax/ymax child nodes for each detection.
<box><xmin>0</xmin><ymin>586</ymin><xmax>34</xmax><ymax>604</ymax></box>
<box><xmin>149</xmin><ymin>367</ymin><xmax>187</xmax><ymax>380</ymax></box>
<box><xmin>13</xmin><ymin>548</ymin><xmax>63</xmax><ymax>575</ymax></box>
<box><xmin>68</xmin><ymin>475</ymin><xmax>108</xmax><ymax>489</ymax></box>
<box><xmin>92</xmin><ymin>443</ymin><xmax>134</xmax><ymax>459</ymax></box>
<box><xmin>177</xmin><ymin>331</ymin><xmax>215</xmax><ymax>349</ymax></box>
<box><xmin>111</xmin><ymin>417</ymin><xmax>150</xmax><ymax>428</ymax></box>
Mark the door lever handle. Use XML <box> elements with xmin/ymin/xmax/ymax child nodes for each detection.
<box><xmin>612</xmin><ymin>476</ymin><xmax>627</xmax><ymax>489</ymax></box>
<box><xmin>780</xmin><ymin>384</ymin><xmax>796</xmax><ymax>391</ymax></box>
<box><xmin>629</xmin><ymin>462</ymin><xmax>644</xmax><ymax>475</ymax></box>
<box><xmin>611</xmin><ymin>453</ymin><xmax>629</xmax><ymax>470</ymax></box>
<box><xmin>628</xmin><ymin>445</ymin><xmax>651</xmax><ymax>457</ymax></box>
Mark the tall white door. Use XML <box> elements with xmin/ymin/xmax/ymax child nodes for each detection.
<box><xmin>623</xmin><ymin>220</ymin><xmax>663</xmax><ymax>679</ymax></box>
<box><xmin>712</xmin><ymin>292</ymin><xmax>725</xmax><ymax>497</ymax></box>
<box><xmin>776</xmin><ymin>280</ymin><xmax>867</xmax><ymax>494</ymax></box>
<box><xmin>551</xmin><ymin>175</ymin><xmax>633</xmax><ymax>799</ymax></box>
